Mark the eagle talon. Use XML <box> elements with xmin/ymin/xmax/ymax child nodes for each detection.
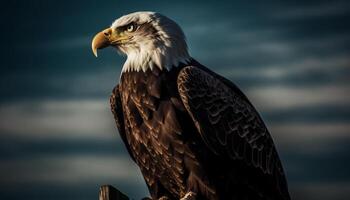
<box><xmin>180</xmin><ymin>192</ymin><xmax>197</xmax><ymax>200</ymax></box>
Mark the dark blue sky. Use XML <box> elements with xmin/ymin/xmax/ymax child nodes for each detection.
<box><xmin>1</xmin><ymin>1</ymin><xmax>350</xmax><ymax>200</ymax></box>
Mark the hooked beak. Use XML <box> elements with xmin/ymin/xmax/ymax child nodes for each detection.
<box><xmin>91</xmin><ymin>28</ymin><xmax>113</xmax><ymax>57</ymax></box>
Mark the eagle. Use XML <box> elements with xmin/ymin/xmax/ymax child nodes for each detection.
<box><xmin>92</xmin><ymin>12</ymin><xmax>290</xmax><ymax>200</ymax></box>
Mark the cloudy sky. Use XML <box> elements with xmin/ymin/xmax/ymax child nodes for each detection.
<box><xmin>2</xmin><ymin>0</ymin><xmax>350</xmax><ymax>199</ymax></box>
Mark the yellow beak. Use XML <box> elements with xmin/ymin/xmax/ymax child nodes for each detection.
<box><xmin>91</xmin><ymin>28</ymin><xmax>113</xmax><ymax>57</ymax></box>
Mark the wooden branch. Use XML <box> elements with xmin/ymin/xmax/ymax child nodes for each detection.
<box><xmin>99</xmin><ymin>185</ymin><xmax>130</xmax><ymax>200</ymax></box>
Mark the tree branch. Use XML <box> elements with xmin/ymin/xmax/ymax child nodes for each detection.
<box><xmin>99</xmin><ymin>185</ymin><xmax>130</xmax><ymax>200</ymax></box>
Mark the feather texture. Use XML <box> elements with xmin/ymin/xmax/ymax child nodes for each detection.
<box><xmin>177</xmin><ymin>65</ymin><xmax>290</xmax><ymax>200</ymax></box>
<box><xmin>110</xmin><ymin>61</ymin><xmax>291</xmax><ymax>200</ymax></box>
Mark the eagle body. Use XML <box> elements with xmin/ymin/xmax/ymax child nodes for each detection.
<box><xmin>92</xmin><ymin>11</ymin><xmax>290</xmax><ymax>200</ymax></box>
<box><xmin>110</xmin><ymin>60</ymin><xmax>290</xmax><ymax>200</ymax></box>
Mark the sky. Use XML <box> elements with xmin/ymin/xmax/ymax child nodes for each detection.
<box><xmin>1</xmin><ymin>0</ymin><xmax>350</xmax><ymax>199</ymax></box>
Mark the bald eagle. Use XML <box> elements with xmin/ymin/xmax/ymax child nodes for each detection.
<box><xmin>92</xmin><ymin>12</ymin><xmax>290</xmax><ymax>200</ymax></box>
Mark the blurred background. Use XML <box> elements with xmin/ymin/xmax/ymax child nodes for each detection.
<box><xmin>1</xmin><ymin>0</ymin><xmax>350</xmax><ymax>199</ymax></box>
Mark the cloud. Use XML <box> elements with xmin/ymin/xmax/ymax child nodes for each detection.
<box><xmin>290</xmin><ymin>182</ymin><xmax>350</xmax><ymax>200</ymax></box>
<box><xmin>0</xmin><ymin>154</ymin><xmax>150</xmax><ymax>199</ymax></box>
<box><xmin>269</xmin><ymin>122</ymin><xmax>350</xmax><ymax>153</ymax></box>
<box><xmin>0</xmin><ymin>136</ymin><xmax>129</xmax><ymax>160</ymax></box>
<box><xmin>0</xmin><ymin>155</ymin><xmax>143</xmax><ymax>185</ymax></box>
<box><xmin>47</xmin><ymin>67</ymin><xmax>122</xmax><ymax>96</ymax></box>
<box><xmin>0</xmin><ymin>99</ymin><xmax>117</xmax><ymax>140</ymax></box>
<box><xmin>247</xmin><ymin>84</ymin><xmax>350</xmax><ymax>112</ymax></box>
<box><xmin>190</xmin><ymin>28</ymin><xmax>350</xmax><ymax>77</ymax></box>
<box><xmin>218</xmin><ymin>55</ymin><xmax>350</xmax><ymax>79</ymax></box>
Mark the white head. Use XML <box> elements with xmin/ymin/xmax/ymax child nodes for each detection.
<box><xmin>92</xmin><ymin>11</ymin><xmax>190</xmax><ymax>73</ymax></box>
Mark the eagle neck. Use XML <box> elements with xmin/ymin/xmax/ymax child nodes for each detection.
<box><xmin>121</xmin><ymin>45</ymin><xmax>190</xmax><ymax>73</ymax></box>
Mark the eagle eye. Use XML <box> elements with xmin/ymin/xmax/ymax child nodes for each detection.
<box><xmin>126</xmin><ymin>23</ymin><xmax>136</xmax><ymax>32</ymax></box>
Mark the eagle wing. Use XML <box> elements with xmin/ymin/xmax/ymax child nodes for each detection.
<box><xmin>177</xmin><ymin>66</ymin><xmax>290</xmax><ymax>199</ymax></box>
<box><xmin>110</xmin><ymin>84</ymin><xmax>135</xmax><ymax>161</ymax></box>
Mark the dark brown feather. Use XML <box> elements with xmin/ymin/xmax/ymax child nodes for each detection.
<box><xmin>177</xmin><ymin>65</ymin><xmax>290</xmax><ymax>200</ymax></box>
<box><xmin>116</xmin><ymin>66</ymin><xmax>216</xmax><ymax>200</ymax></box>
<box><xmin>110</xmin><ymin>60</ymin><xmax>290</xmax><ymax>200</ymax></box>
<box><xmin>110</xmin><ymin>85</ymin><xmax>135</xmax><ymax>161</ymax></box>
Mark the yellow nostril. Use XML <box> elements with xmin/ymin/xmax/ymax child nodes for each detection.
<box><xmin>103</xmin><ymin>29</ymin><xmax>111</xmax><ymax>37</ymax></box>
